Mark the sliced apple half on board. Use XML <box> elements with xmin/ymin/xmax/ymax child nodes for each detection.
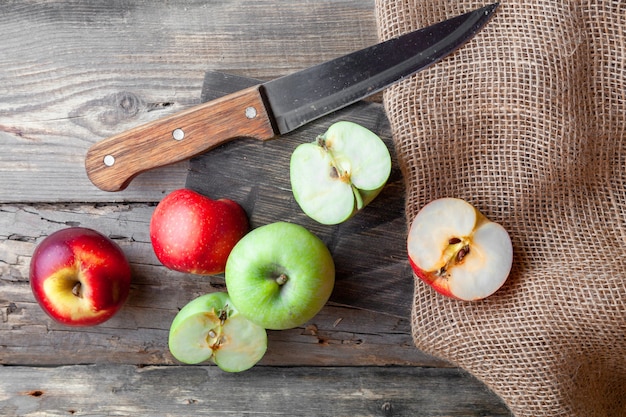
<box><xmin>407</xmin><ymin>198</ymin><xmax>513</xmax><ymax>301</ymax></box>
<box><xmin>168</xmin><ymin>292</ymin><xmax>267</xmax><ymax>372</ymax></box>
<box><xmin>290</xmin><ymin>121</ymin><xmax>391</xmax><ymax>225</ymax></box>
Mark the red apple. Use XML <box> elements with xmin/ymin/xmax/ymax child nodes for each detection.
<box><xmin>407</xmin><ymin>198</ymin><xmax>513</xmax><ymax>301</ymax></box>
<box><xmin>150</xmin><ymin>188</ymin><xmax>249</xmax><ymax>275</ymax></box>
<box><xmin>29</xmin><ymin>227</ymin><xmax>132</xmax><ymax>326</ymax></box>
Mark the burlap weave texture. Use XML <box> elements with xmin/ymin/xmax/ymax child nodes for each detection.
<box><xmin>375</xmin><ymin>1</ymin><xmax>626</xmax><ymax>416</ymax></box>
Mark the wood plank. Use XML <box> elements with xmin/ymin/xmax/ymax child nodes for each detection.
<box><xmin>0</xmin><ymin>0</ymin><xmax>379</xmax><ymax>203</ymax></box>
<box><xmin>185</xmin><ymin>72</ymin><xmax>412</xmax><ymax>318</ymax></box>
<box><xmin>0</xmin><ymin>365</ymin><xmax>512</xmax><ymax>417</ymax></box>
<box><xmin>0</xmin><ymin>203</ymin><xmax>438</xmax><ymax>367</ymax></box>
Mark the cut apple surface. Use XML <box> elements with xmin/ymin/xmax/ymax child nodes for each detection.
<box><xmin>168</xmin><ymin>292</ymin><xmax>267</xmax><ymax>372</ymax></box>
<box><xmin>407</xmin><ymin>198</ymin><xmax>513</xmax><ymax>301</ymax></box>
<box><xmin>290</xmin><ymin>121</ymin><xmax>391</xmax><ymax>225</ymax></box>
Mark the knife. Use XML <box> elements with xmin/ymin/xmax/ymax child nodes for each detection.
<box><xmin>85</xmin><ymin>3</ymin><xmax>498</xmax><ymax>192</ymax></box>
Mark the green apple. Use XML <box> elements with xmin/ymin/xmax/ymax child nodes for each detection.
<box><xmin>290</xmin><ymin>121</ymin><xmax>391</xmax><ymax>225</ymax></box>
<box><xmin>225</xmin><ymin>222</ymin><xmax>335</xmax><ymax>330</ymax></box>
<box><xmin>168</xmin><ymin>292</ymin><xmax>267</xmax><ymax>372</ymax></box>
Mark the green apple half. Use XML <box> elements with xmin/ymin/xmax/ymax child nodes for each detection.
<box><xmin>290</xmin><ymin>121</ymin><xmax>392</xmax><ymax>225</ymax></box>
<box><xmin>168</xmin><ymin>292</ymin><xmax>267</xmax><ymax>372</ymax></box>
<box><xmin>225</xmin><ymin>222</ymin><xmax>335</xmax><ymax>330</ymax></box>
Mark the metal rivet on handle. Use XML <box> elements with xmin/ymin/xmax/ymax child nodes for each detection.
<box><xmin>103</xmin><ymin>155</ymin><xmax>115</xmax><ymax>167</ymax></box>
<box><xmin>172</xmin><ymin>128</ymin><xmax>185</xmax><ymax>141</ymax></box>
<box><xmin>245</xmin><ymin>107</ymin><xmax>257</xmax><ymax>119</ymax></box>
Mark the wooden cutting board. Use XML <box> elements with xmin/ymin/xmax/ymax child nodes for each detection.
<box><xmin>185</xmin><ymin>71</ymin><xmax>413</xmax><ymax>318</ymax></box>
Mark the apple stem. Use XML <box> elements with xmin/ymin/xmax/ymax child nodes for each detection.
<box><xmin>316</xmin><ymin>136</ymin><xmax>328</xmax><ymax>149</ymax></box>
<box><xmin>276</xmin><ymin>274</ymin><xmax>288</xmax><ymax>286</ymax></box>
<box><xmin>71</xmin><ymin>282</ymin><xmax>82</xmax><ymax>298</ymax></box>
<box><xmin>219</xmin><ymin>308</ymin><xmax>228</xmax><ymax>325</ymax></box>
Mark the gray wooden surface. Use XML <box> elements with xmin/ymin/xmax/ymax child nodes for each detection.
<box><xmin>0</xmin><ymin>1</ymin><xmax>511</xmax><ymax>416</ymax></box>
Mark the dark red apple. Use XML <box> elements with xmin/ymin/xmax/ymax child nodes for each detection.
<box><xmin>150</xmin><ymin>188</ymin><xmax>249</xmax><ymax>275</ymax></box>
<box><xmin>29</xmin><ymin>227</ymin><xmax>132</xmax><ymax>326</ymax></box>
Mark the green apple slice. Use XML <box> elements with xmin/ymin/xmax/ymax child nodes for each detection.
<box><xmin>168</xmin><ymin>292</ymin><xmax>267</xmax><ymax>372</ymax></box>
<box><xmin>290</xmin><ymin>143</ymin><xmax>355</xmax><ymax>225</ymax></box>
<box><xmin>290</xmin><ymin>121</ymin><xmax>391</xmax><ymax>225</ymax></box>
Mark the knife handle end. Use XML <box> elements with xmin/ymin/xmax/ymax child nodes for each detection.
<box><xmin>84</xmin><ymin>85</ymin><xmax>276</xmax><ymax>192</ymax></box>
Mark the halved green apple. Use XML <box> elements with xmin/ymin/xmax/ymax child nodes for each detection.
<box><xmin>168</xmin><ymin>292</ymin><xmax>267</xmax><ymax>372</ymax></box>
<box><xmin>290</xmin><ymin>121</ymin><xmax>392</xmax><ymax>225</ymax></box>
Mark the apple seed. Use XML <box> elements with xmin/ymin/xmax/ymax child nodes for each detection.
<box><xmin>448</xmin><ymin>237</ymin><xmax>462</xmax><ymax>245</ymax></box>
<box><xmin>456</xmin><ymin>245</ymin><xmax>470</xmax><ymax>263</ymax></box>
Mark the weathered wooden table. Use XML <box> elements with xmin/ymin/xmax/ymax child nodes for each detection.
<box><xmin>1</xmin><ymin>2</ymin><xmax>512</xmax><ymax>415</ymax></box>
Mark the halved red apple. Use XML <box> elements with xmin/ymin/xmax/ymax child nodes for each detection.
<box><xmin>407</xmin><ymin>198</ymin><xmax>513</xmax><ymax>301</ymax></box>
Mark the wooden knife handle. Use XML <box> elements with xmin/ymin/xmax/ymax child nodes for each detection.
<box><xmin>84</xmin><ymin>85</ymin><xmax>276</xmax><ymax>192</ymax></box>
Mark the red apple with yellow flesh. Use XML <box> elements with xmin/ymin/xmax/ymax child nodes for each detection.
<box><xmin>407</xmin><ymin>198</ymin><xmax>513</xmax><ymax>301</ymax></box>
<box><xmin>29</xmin><ymin>227</ymin><xmax>132</xmax><ymax>326</ymax></box>
<box><xmin>150</xmin><ymin>188</ymin><xmax>249</xmax><ymax>275</ymax></box>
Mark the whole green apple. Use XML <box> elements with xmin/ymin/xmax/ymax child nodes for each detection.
<box><xmin>225</xmin><ymin>222</ymin><xmax>335</xmax><ymax>330</ymax></box>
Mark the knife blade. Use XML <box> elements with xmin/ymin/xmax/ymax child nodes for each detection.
<box><xmin>85</xmin><ymin>3</ymin><xmax>498</xmax><ymax>192</ymax></box>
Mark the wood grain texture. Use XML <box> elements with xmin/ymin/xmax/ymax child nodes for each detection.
<box><xmin>0</xmin><ymin>0</ymin><xmax>378</xmax><ymax>203</ymax></box>
<box><xmin>0</xmin><ymin>1</ymin><xmax>511</xmax><ymax>415</ymax></box>
<box><xmin>0</xmin><ymin>203</ymin><xmax>438</xmax><ymax>367</ymax></box>
<box><xmin>0</xmin><ymin>365</ymin><xmax>511</xmax><ymax>417</ymax></box>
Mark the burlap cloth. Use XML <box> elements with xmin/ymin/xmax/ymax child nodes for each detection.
<box><xmin>375</xmin><ymin>1</ymin><xmax>626</xmax><ymax>416</ymax></box>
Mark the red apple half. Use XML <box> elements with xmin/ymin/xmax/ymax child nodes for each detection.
<box><xmin>29</xmin><ymin>227</ymin><xmax>132</xmax><ymax>326</ymax></box>
<box><xmin>150</xmin><ymin>189</ymin><xmax>249</xmax><ymax>275</ymax></box>
<box><xmin>407</xmin><ymin>198</ymin><xmax>513</xmax><ymax>301</ymax></box>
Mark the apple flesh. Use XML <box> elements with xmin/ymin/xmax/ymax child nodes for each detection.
<box><xmin>29</xmin><ymin>227</ymin><xmax>132</xmax><ymax>326</ymax></box>
<box><xmin>225</xmin><ymin>222</ymin><xmax>335</xmax><ymax>330</ymax></box>
<box><xmin>168</xmin><ymin>292</ymin><xmax>267</xmax><ymax>372</ymax></box>
<box><xmin>150</xmin><ymin>188</ymin><xmax>249</xmax><ymax>275</ymax></box>
<box><xmin>407</xmin><ymin>198</ymin><xmax>513</xmax><ymax>301</ymax></box>
<box><xmin>290</xmin><ymin>121</ymin><xmax>391</xmax><ymax>225</ymax></box>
